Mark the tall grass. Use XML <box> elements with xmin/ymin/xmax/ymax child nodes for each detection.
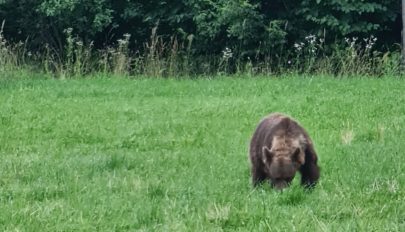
<box><xmin>0</xmin><ymin>20</ymin><xmax>27</xmax><ymax>73</ymax></box>
<box><xmin>0</xmin><ymin>23</ymin><xmax>402</xmax><ymax>78</ymax></box>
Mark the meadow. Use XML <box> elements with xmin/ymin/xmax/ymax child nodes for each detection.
<box><xmin>0</xmin><ymin>76</ymin><xmax>404</xmax><ymax>231</ymax></box>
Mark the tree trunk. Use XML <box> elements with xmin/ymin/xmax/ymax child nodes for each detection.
<box><xmin>402</xmin><ymin>0</ymin><xmax>405</xmax><ymax>64</ymax></box>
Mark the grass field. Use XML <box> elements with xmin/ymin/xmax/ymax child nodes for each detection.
<box><xmin>0</xmin><ymin>76</ymin><xmax>404</xmax><ymax>231</ymax></box>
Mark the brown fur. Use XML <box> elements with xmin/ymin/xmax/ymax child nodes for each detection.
<box><xmin>249</xmin><ymin>113</ymin><xmax>320</xmax><ymax>189</ymax></box>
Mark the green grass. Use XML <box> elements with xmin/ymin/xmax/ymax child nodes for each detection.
<box><xmin>0</xmin><ymin>76</ymin><xmax>404</xmax><ymax>231</ymax></box>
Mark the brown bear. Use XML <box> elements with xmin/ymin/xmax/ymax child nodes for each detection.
<box><xmin>249</xmin><ymin>113</ymin><xmax>320</xmax><ymax>189</ymax></box>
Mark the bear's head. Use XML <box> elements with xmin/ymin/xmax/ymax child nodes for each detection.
<box><xmin>262</xmin><ymin>145</ymin><xmax>305</xmax><ymax>190</ymax></box>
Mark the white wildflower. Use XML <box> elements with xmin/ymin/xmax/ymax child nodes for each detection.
<box><xmin>117</xmin><ymin>39</ymin><xmax>127</xmax><ymax>46</ymax></box>
<box><xmin>222</xmin><ymin>47</ymin><xmax>233</xmax><ymax>59</ymax></box>
<box><xmin>365</xmin><ymin>35</ymin><xmax>377</xmax><ymax>50</ymax></box>
<box><xmin>345</xmin><ymin>37</ymin><xmax>357</xmax><ymax>49</ymax></box>
<box><xmin>305</xmin><ymin>34</ymin><xmax>316</xmax><ymax>44</ymax></box>
<box><xmin>64</xmin><ymin>28</ymin><xmax>73</xmax><ymax>34</ymax></box>
<box><xmin>294</xmin><ymin>42</ymin><xmax>304</xmax><ymax>52</ymax></box>
<box><xmin>76</xmin><ymin>41</ymin><xmax>83</xmax><ymax>47</ymax></box>
<box><xmin>123</xmin><ymin>33</ymin><xmax>131</xmax><ymax>40</ymax></box>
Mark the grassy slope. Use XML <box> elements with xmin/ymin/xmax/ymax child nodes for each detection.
<box><xmin>0</xmin><ymin>77</ymin><xmax>404</xmax><ymax>231</ymax></box>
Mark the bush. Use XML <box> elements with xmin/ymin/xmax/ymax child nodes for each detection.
<box><xmin>0</xmin><ymin>0</ymin><xmax>402</xmax><ymax>77</ymax></box>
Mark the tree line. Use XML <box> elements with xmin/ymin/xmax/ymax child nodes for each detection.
<box><xmin>0</xmin><ymin>0</ymin><xmax>401</xmax><ymax>55</ymax></box>
<box><xmin>0</xmin><ymin>1</ymin><xmax>403</xmax><ymax>77</ymax></box>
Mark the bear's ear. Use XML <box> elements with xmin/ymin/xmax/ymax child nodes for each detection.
<box><xmin>292</xmin><ymin>148</ymin><xmax>305</xmax><ymax>165</ymax></box>
<box><xmin>262</xmin><ymin>146</ymin><xmax>274</xmax><ymax>163</ymax></box>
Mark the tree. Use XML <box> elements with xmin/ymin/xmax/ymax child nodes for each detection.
<box><xmin>0</xmin><ymin>0</ymin><xmax>401</xmax><ymax>56</ymax></box>
<box><xmin>402</xmin><ymin>0</ymin><xmax>405</xmax><ymax>64</ymax></box>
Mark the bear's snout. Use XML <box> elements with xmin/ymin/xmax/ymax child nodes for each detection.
<box><xmin>272</xmin><ymin>180</ymin><xmax>289</xmax><ymax>190</ymax></box>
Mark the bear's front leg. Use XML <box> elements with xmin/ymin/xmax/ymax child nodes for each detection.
<box><xmin>300</xmin><ymin>145</ymin><xmax>320</xmax><ymax>188</ymax></box>
<box><xmin>251</xmin><ymin>166</ymin><xmax>267</xmax><ymax>187</ymax></box>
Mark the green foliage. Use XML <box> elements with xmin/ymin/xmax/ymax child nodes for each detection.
<box><xmin>298</xmin><ymin>0</ymin><xmax>399</xmax><ymax>36</ymax></box>
<box><xmin>0</xmin><ymin>0</ymin><xmax>113</xmax><ymax>50</ymax></box>
<box><xmin>0</xmin><ymin>0</ymin><xmax>400</xmax><ymax>53</ymax></box>
<box><xmin>0</xmin><ymin>77</ymin><xmax>404</xmax><ymax>230</ymax></box>
<box><xmin>0</xmin><ymin>0</ymin><xmax>401</xmax><ymax>76</ymax></box>
<box><xmin>38</xmin><ymin>0</ymin><xmax>113</xmax><ymax>33</ymax></box>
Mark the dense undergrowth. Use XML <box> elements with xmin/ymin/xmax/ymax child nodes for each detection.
<box><xmin>0</xmin><ymin>21</ymin><xmax>403</xmax><ymax>79</ymax></box>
